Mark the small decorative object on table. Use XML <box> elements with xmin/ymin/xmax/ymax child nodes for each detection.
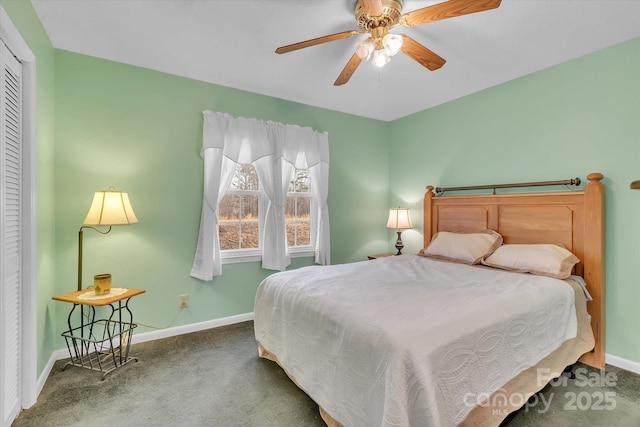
<box><xmin>93</xmin><ymin>273</ymin><xmax>112</xmax><ymax>295</ymax></box>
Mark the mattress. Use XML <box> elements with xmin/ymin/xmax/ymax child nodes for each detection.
<box><xmin>254</xmin><ymin>254</ymin><xmax>594</xmax><ymax>426</ymax></box>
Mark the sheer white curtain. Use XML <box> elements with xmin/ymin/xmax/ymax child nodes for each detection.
<box><xmin>253</xmin><ymin>122</ymin><xmax>290</xmax><ymax>271</ymax></box>
<box><xmin>284</xmin><ymin>126</ymin><xmax>330</xmax><ymax>266</ymax></box>
<box><xmin>190</xmin><ymin>111</ymin><xmax>330</xmax><ymax>281</ymax></box>
<box><xmin>310</xmin><ymin>138</ymin><xmax>330</xmax><ymax>265</ymax></box>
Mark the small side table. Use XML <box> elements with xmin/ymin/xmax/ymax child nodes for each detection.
<box><xmin>52</xmin><ymin>288</ymin><xmax>145</xmax><ymax>380</ymax></box>
<box><xmin>367</xmin><ymin>253</ymin><xmax>395</xmax><ymax>260</ymax></box>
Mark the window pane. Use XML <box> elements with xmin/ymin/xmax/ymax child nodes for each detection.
<box><xmin>296</xmin><ymin>195</ymin><xmax>311</xmax><ymax>246</ymax></box>
<box><xmin>229</xmin><ymin>164</ymin><xmax>258</xmax><ymax>191</ymax></box>
<box><xmin>241</xmin><ymin>194</ymin><xmax>259</xmax><ymax>249</ymax></box>
<box><xmin>219</xmin><ymin>194</ymin><xmax>239</xmax><ymax>250</ymax></box>
<box><xmin>288</xmin><ymin>168</ymin><xmax>311</xmax><ymax>193</ymax></box>
<box><xmin>219</xmin><ymin>222</ymin><xmax>240</xmax><ymax>251</ymax></box>
<box><xmin>219</xmin><ymin>194</ymin><xmax>239</xmax><ymax>221</ymax></box>
<box><xmin>284</xmin><ymin>197</ymin><xmax>295</xmax><ymax>218</ymax></box>
<box><xmin>219</xmin><ymin>192</ymin><xmax>259</xmax><ymax>250</ymax></box>
<box><xmin>297</xmin><ymin>218</ymin><xmax>311</xmax><ymax>246</ymax></box>
<box><xmin>297</xmin><ymin>196</ymin><xmax>310</xmax><ymax>218</ymax></box>
<box><xmin>241</xmin><ymin>195</ymin><xmax>258</xmax><ymax>220</ymax></box>
<box><xmin>286</xmin><ymin>220</ymin><xmax>296</xmax><ymax>247</ymax></box>
<box><xmin>241</xmin><ymin>220</ymin><xmax>259</xmax><ymax>249</ymax></box>
<box><xmin>285</xmin><ymin>195</ymin><xmax>311</xmax><ymax>247</ymax></box>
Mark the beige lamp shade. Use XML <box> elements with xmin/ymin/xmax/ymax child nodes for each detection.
<box><xmin>386</xmin><ymin>208</ymin><xmax>413</xmax><ymax>230</ymax></box>
<box><xmin>83</xmin><ymin>190</ymin><xmax>139</xmax><ymax>226</ymax></box>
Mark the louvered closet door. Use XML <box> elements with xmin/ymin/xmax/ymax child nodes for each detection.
<box><xmin>0</xmin><ymin>40</ymin><xmax>22</xmax><ymax>427</ymax></box>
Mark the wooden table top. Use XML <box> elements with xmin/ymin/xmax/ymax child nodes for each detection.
<box><xmin>52</xmin><ymin>288</ymin><xmax>145</xmax><ymax>306</ymax></box>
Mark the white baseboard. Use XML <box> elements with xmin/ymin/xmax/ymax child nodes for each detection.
<box><xmin>606</xmin><ymin>353</ymin><xmax>640</xmax><ymax>375</ymax></box>
<box><xmin>34</xmin><ymin>312</ymin><xmax>255</xmax><ymax>405</ymax></box>
<box><xmin>34</xmin><ymin>348</ymin><xmax>68</xmax><ymax>406</ymax></box>
<box><xmin>131</xmin><ymin>312</ymin><xmax>254</xmax><ymax>345</ymax></box>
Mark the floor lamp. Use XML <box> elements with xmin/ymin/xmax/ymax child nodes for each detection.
<box><xmin>78</xmin><ymin>189</ymin><xmax>138</xmax><ymax>291</ymax></box>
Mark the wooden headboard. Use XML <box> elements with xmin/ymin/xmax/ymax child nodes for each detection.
<box><xmin>423</xmin><ymin>173</ymin><xmax>605</xmax><ymax>368</ymax></box>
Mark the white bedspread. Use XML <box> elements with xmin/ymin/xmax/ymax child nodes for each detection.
<box><xmin>254</xmin><ymin>255</ymin><xmax>578</xmax><ymax>427</ymax></box>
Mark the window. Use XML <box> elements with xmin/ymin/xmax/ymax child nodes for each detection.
<box><xmin>219</xmin><ymin>164</ymin><xmax>260</xmax><ymax>251</ymax></box>
<box><xmin>219</xmin><ymin>164</ymin><xmax>313</xmax><ymax>258</ymax></box>
<box><xmin>190</xmin><ymin>110</ymin><xmax>330</xmax><ymax>280</ymax></box>
<box><xmin>286</xmin><ymin>168</ymin><xmax>311</xmax><ymax>249</ymax></box>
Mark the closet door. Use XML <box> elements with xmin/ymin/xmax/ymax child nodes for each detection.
<box><xmin>0</xmin><ymin>39</ymin><xmax>22</xmax><ymax>427</ymax></box>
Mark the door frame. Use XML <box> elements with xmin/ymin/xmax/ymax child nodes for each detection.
<box><xmin>0</xmin><ymin>4</ymin><xmax>37</xmax><ymax>412</ymax></box>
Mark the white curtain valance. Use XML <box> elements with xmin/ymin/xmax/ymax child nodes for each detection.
<box><xmin>191</xmin><ymin>110</ymin><xmax>330</xmax><ymax>281</ymax></box>
<box><xmin>200</xmin><ymin>111</ymin><xmax>329</xmax><ymax>168</ymax></box>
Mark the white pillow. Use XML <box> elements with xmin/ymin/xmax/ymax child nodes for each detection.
<box><xmin>481</xmin><ymin>244</ymin><xmax>580</xmax><ymax>279</ymax></box>
<box><xmin>419</xmin><ymin>230</ymin><xmax>503</xmax><ymax>265</ymax></box>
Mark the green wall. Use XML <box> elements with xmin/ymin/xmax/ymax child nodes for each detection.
<box><xmin>390</xmin><ymin>37</ymin><xmax>640</xmax><ymax>363</ymax></box>
<box><xmin>53</xmin><ymin>50</ymin><xmax>390</xmax><ymax>345</ymax></box>
<box><xmin>1</xmin><ymin>0</ymin><xmax>57</xmax><ymax>375</ymax></box>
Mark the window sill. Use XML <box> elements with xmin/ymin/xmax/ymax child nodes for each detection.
<box><xmin>221</xmin><ymin>249</ymin><xmax>315</xmax><ymax>265</ymax></box>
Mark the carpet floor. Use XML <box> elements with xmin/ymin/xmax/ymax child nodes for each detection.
<box><xmin>12</xmin><ymin>321</ymin><xmax>640</xmax><ymax>426</ymax></box>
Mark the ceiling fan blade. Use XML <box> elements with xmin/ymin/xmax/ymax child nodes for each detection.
<box><xmin>401</xmin><ymin>0</ymin><xmax>502</xmax><ymax>27</ymax></box>
<box><xmin>400</xmin><ymin>34</ymin><xmax>446</xmax><ymax>71</ymax></box>
<box><xmin>359</xmin><ymin>0</ymin><xmax>384</xmax><ymax>16</ymax></box>
<box><xmin>334</xmin><ymin>53</ymin><xmax>363</xmax><ymax>86</ymax></box>
<box><xmin>275</xmin><ymin>30</ymin><xmax>359</xmax><ymax>54</ymax></box>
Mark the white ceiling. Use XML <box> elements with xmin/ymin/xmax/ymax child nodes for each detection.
<box><xmin>31</xmin><ymin>0</ymin><xmax>640</xmax><ymax>122</ymax></box>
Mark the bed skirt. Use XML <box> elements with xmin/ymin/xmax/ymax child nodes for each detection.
<box><xmin>258</xmin><ymin>344</ymin><xmax>344</xmax><ymax>427</ymax></box>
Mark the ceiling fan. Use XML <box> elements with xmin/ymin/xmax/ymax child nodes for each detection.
<box><xmin>275</xmin><ymin>0</ymin><xmax>502</xmax><ymax>86</ymax></box>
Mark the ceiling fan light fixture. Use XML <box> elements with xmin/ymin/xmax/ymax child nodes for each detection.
<box><xmin>355</xmin><ymin>38</ymin><xmax>374</xmax><ymax>60</ymax></box>
<box><xmin>276</xmin><ymin>0</ymin><xmax>503</xmax><ymax>85</ymax></box>
<box><xmin>382</xmin><ymin>33</ymin><xmax>403</xmax><ymax>56</ymax></box>
<box><xmin>372</xmin><ymin>48</ymin><xmax>390</xmax><ymax>68</ymax></box>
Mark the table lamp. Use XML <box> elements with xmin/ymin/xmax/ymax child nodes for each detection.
<box><xmin>78</xmin><ymin>189</ymin><xmax>138</xmax><ymax>291</ymax></box>
<box><xmin>386</xmin><ymin>207</ymin><xmax>413</xmax><ymax>255</ymax></box>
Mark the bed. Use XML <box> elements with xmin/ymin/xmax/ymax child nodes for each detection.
<box><xmin>254</xmin><ymin>173</ymin><xmax>605</xmax><ymax>427</ymax></box>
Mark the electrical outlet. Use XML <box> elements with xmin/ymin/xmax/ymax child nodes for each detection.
<box><xmin>179</xmin><ymin>294</ymin><xmax>189</xmax><ymax>308</ymax></box>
